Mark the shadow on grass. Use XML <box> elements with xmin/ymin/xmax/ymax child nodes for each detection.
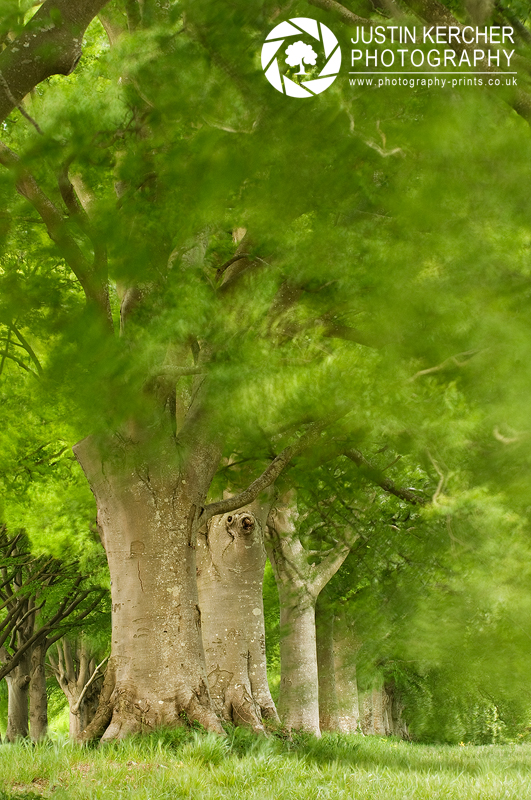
<box><xmin>287</xmin><ymin>733</ymin><xmax>531</xmax><ymax>778</ymax></box>
<box><xmin>0</xmin><ymin>792</ymin><xmax>42</xmax><ymax>800</ymax></box>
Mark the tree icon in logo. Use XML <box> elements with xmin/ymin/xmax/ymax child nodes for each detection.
<box><xmin>285</xmin><ymin>41</ymin><xmax>317</xmax><ymax>75</ymax></box>
<box><xmin>261</xmin><ymin>17</ymin><xmax>341</xmax><ymax>98</ymax></box>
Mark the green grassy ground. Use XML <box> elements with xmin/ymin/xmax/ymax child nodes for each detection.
<box><xmin>1</xmin><ymin>730</ymin><xmax>530</xmax><ymax>800</ymax></box>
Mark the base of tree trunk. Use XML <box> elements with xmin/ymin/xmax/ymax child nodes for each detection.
<box><xmin>5</xmin><ymin>657</ymin><xmax>30</xmax><ymax>742</ymax></box>
<box><xmin>74</xmin><ymin>435</ymin><xmax>225</xmax><ymax>742</ymax></box>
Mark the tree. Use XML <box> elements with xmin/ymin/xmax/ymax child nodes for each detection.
<box><xmin>263</xmin><ymin>446</ymin><xmax>428</xmax><ymax>735</ymax></box>
<box><xmin>265</xmin><ymin>493</ymin><xmax>354</xmax><ymax>734</ymax></box>
<box><xmin>0</xmin><ymin>0</ymin><xmax>530</xmax><ymax>742</ymax></box>
<box><xmin>48</xmin><ymin>637</ymin><xmax>107</xmax><ymax>739</ymax></box>
<box><xmin>197</xmin><ymin>500</ymin><xmax>278</xmax><ymax>732</ymax></box>
<box><xmin>285</xmin><ymin>41</ymin><xmax>317</xmax><ymax>75</ymax></box>
<box><xmin>0</xmin><ymin>528</ymin><xmax>107</xmax><ymax>740</ymax></box>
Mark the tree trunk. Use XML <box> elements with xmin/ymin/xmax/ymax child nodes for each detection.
<box><xmin>360</xmin><ymin>680</ymin><xmax>389</xmax><ymax>735</ymax></box>
<box><xmin>73</xmin><ymin>434</ymin><xmax>223</xmax><ymax>740</ymax></box>
<box><xmin>266</xmin><ymin>495</ymin><xmax>352</xmax><ymax>735</ymax></box>
<box><xmin>78</xmin><ymin>658</ymin><xmax>116</xmax><ymax>743</ymax></box>
<box><xmin>197</xmin><ymin>501</ymin><xmax>278</xmax><ymax>732</ymax></box>
<box><xmin>80</xmin><ymin>679</ymin><xmax>101</xmax><ymax>735</ymax></box>
<box><xmin>386</xmin><ymin>681</ymin><xmax>409</xmax><ymax>738</ymax></box>
<box><xmin>279</xmin><ymin>595</ymin><xmax>320</xmax><ymax>733</ymax></box>
<box><xmin>316</xmin><ymin>595</ymin><xmax>339</xmax><ymax>732</ymax></box>
<box><xmin>358</xmin><ymin>675</ymin><xmax>408</xmax><ymax>737</ymax></box>
<box><xmin>5</xmin><ymin>652</ymin><xmax>30</xmax><ymax>741</ymax></box>
<box><xmin>29</xmin><ymin>641</ymin><xmax>48</xmax><ymax>742</ymax></box>
<box><xmin>333</xmin><ymin>614</ymin><xmax>361</xmax><ymax>734</ymax></box>
<box><xmin>48</xmin><ymin>638</ymin><xmax>103</xmax><ymax>739</ymax></box>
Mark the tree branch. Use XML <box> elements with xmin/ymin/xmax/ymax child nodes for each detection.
<box><xmin>495</xmin><ymin>1</ymin><xmax>531</xmax><ymax>44</ymax></box>
<box><xmin>408</xmin><ymin>350</ymin><xmax>479</xmax><ymax>381</ymax></box>
<box><xmin>0</xmin><ymin>348</ymin><xmax>39</xmax><ymax>378</ymax></box>
<box><xmin>57</xmin><ymin>161</ymin><xmax>108</xmax><ymax>281</ymax></box>
<box><xmin>321</xmin><ymin>321</ymin><xmax>382</xmax><ymax>348</ymax></box>
<box><xmin>402</xmin><ymin>0</ymin><xmax>457</xmax><ymax>25</ymax></box>
<box><xmin>345</xmin><ymin>448</ymin><xmax>426</xmax><ymax>505</ymax></box>
<box><xmin>71</xmin><ymin>654</ymin><xmax>109</xmax><ymax>713</ymax></box>
<box><xmin>0</xmin><ymin>0</ymin><xmax>111</xmax><ymax>125</ymax></box>
<box><xmin>14</xmin><ymin>599</ymin><xmax>45</xmax><ymax>632</ymax></box>
<box><xmin>402</xmin><ymin>0</ymin><xmax>531</xmax><ymax>124</ymax></box>
<box><xmin>0</xmin><ymin>557</ymin><xmax>56</xmax><ymax>614</ymax></box>
<box><xmin>216</xmin><ymin>253</ymin><xmax>249</xmax><ymax>281</ymax></box>
<box><xmin>150</xmin><ymin>365</ymin><xmax>206</xmax><ymax>381</ymax></box>
<box><xmin>0</xmin><ymin>71</ymin><xmax>43</xmax><ymax>135</ymax></box>
<box><xmin>201</xmin><ymin>421</ymin><xmax>330</xmax><ymax>522</ymax></box>
<box><xmin>0</xmin><ymin>586</ymin><xmax>101</xmax><ymax>682</ymax></box>
<box><xmin>308</xmin><ymin>0</ymin><xmax>375</xmax><ymax>26</ymax></box>
<box><xmin>11</xmin><ymin>325</ymin><xmax>43</xmax><ymax>376</ymax></box>
<box><xmin>310</xmin><ymin>541</ymin><xmax>352</xmax><ymax>597</ymax></box>
<box><xmin>0</xmin><ymin>143</ymin><xmax>113</xmax><ymax>330</ymax></box>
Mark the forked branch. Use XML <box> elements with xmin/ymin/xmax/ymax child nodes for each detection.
<box><xmin>0</xmin><ymin>143</ymin><xmax>113</xmax><ymax>331</ymax></box>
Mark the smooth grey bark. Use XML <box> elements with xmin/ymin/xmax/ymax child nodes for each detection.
<box><xmin>29</xmin><ymin>641</ymin><xmax>48</xmax><ymax>742</ymax></box>
<box><xmin>197</xmin><ymin>501</ymin><xmax>279</xmax><ymax>732</ymax></box>
<box><xmin>73</xmin><ymin>433</ymin><xmax>225</xmax><ymax>740</ymax></box>
<box><xmin>359</xmin><ymin>679</ymin><xmax>409</xmax><ymax>736</ymax></box>
<box><xmin>386</xmin><ymin>682</ymin><xmax>409</xmax><ymax>738</ymax></box>
<box><xmin>266</xmin><ymin>496</ymin><xmax>353</xmax><ymax>735</ymax></box>
<box><xmin>279</xmin><ymin>598</ymin><xmax>320</xmax><ymax>734</ymax></box>
<box><xmin>333</xmin><ymin>614</ymin><xmax>361</xmax><ymax>734</ymax></box>
<box><xmin>331</xmin><ymin>617</ymin><xmax>408</xmax><ymax>738</ymax></box>
<box><xmin>358</xmin><ymin>677</ymin><xmax>408</xmax><ymax>736</ymax></box>
<box><xmin>315</xmin><ymin>596</ymin><xmax>339</xmax><ymax>732</ymax></box>
<box><xmin>48</xmin><ymin>638</ymin><xmax>103</xmax><ymax>739</ymax></box>
<box><xmin>360</xmin><ymin>680</ymin><xmax>391</xmax><ymax>735</ymax></box>
<box><xmin>0</xmin><ymin>0</ymin><xmax>110</xmax><ymax>124</ymax></box>
<box><xmin>4</xmin><ymin>651</ymin><xmax>30</xmax><ymax>741</ymax></box>
<box><xmin>73</xmin><ymin>379</ymin><xmax>320</xmax><ymax>740</ymax></box>
<box><xmin>78</xmin><ymin>657</ymin><xmax>116</xmax><ymax>744</ymax></box>
<box><xmin>0</xmin><ymin>586</ymin><xmax>37</xmax><ymax>741</ymax></box>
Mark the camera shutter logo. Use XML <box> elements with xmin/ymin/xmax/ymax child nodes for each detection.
<box><xmin>261</xmin><ymin>18</ymin><xmax>341</xmax><ymax>97</ymax></box>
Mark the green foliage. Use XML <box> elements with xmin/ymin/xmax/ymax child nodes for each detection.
<box><xmin>45</xmin><ymin>682</ymin><xmax>70</xmax><ymax>739</ymax></box>
<box><xmin>263</xmin><ymin>560</ymin><xmax>280</xmax><ymax>701</ymax></box>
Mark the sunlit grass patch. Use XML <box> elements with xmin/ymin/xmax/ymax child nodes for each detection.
<box><xmin>0</xmin><ymin>733</ymin><xmax>530</xmax><ymax>799</ymax></box>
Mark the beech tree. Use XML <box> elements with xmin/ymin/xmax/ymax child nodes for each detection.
<box><xmin>262</xmin><ymin>447</ymin><xmax>427</xmax><ymax>735</ymax></box>
<box><xmin>0</xmin><ymin>0</ymin><xmax>530</xmax><ymax>743</ymax></box>
<box><xmin>48</xmin><ymin>637</ymin><xmax>107</xmax><ymax>738</ymax></box>
<box><xmin>266</xmin><ymin>494</ymin><xmax>355</xmax><ymax>734</ymax></box>
<box><xmin>0</xmin><ymin>529</ymin><xmax>106</xmax><ymax>741</ymax></box>
<box><xmin>197</xmin><ymin>500</ymin><xmax>278</xmax><ymax>732</ymax></box>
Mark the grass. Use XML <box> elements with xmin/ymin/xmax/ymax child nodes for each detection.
<box><xmin>1</xmin><ymin>730</ymin><xmax>531</xmax><ymax>799</ymax></box>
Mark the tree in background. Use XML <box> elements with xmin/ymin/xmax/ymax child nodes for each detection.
<box><xmin>265</xmin><ymin>492</ymin><xmax>355</xmax><ymax>734</ymax></box>
<box><xmin>197</xmin><ymin>500</ymin><xmax>279</xmax><ymax>732</ymax></box>
<box><xmin>48</xmin><ymin>637</ymin><xmax>108</xmax><ymax>739</ymax></box>
<box><xmin>0</xmin><ymin>528</ymin><xmax>107</xmax><ymax>741</ymax></box>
